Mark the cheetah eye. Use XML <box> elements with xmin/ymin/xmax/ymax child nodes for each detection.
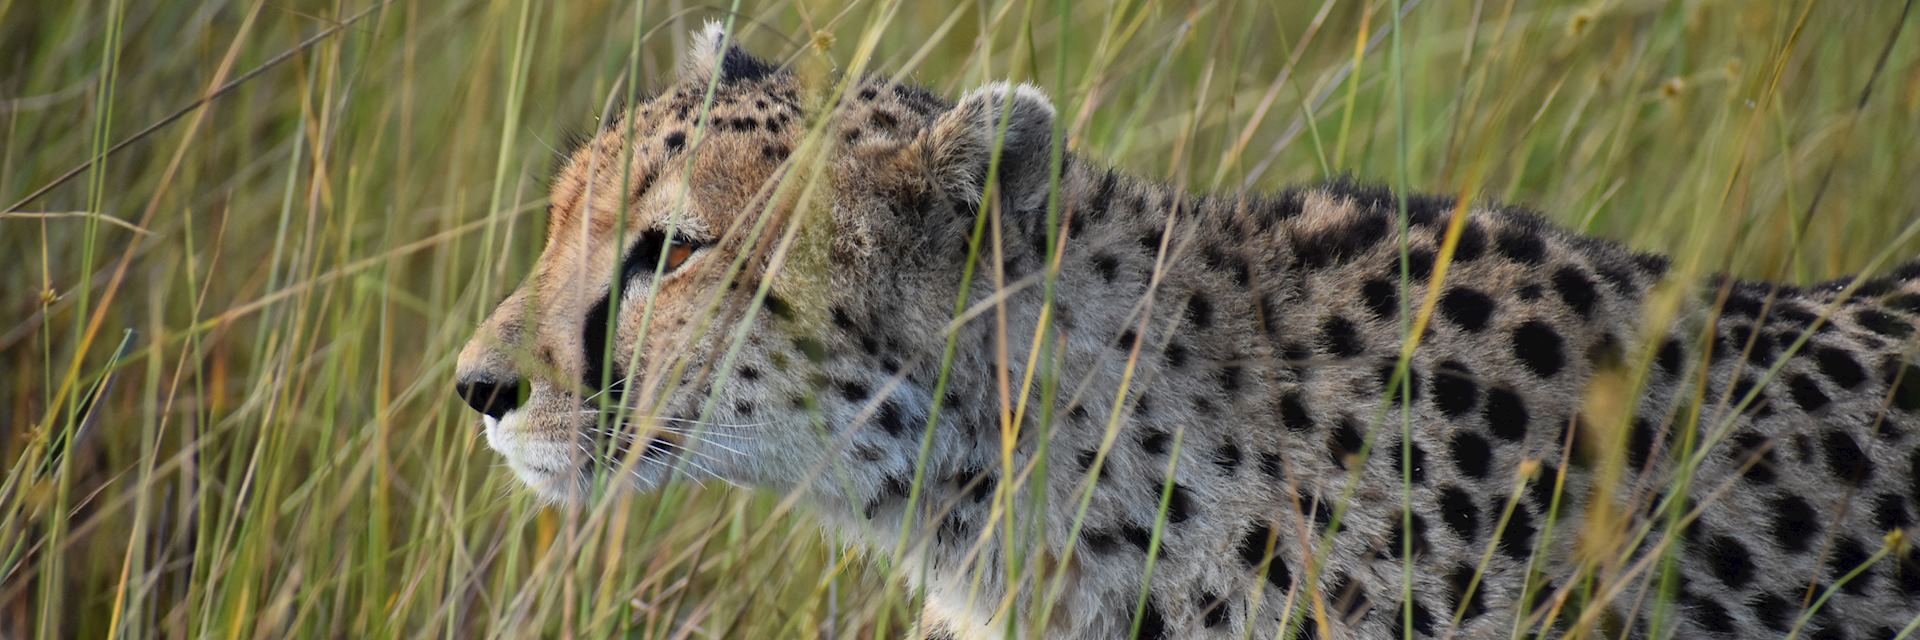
<box><xmin>619</xmin><ymin>230</ymin><xmax>707</xmax><ymax>284</ymax></box>
<box><xmin>663</xmin><ymin>237</ymin><xmax>699</xmax><ymax>271</ymax></box>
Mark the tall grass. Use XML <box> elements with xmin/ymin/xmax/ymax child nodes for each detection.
<box><xmin>3</xmin><ymin>0</ymin><xmax>1918</xmax><ymax>637</ymax></box>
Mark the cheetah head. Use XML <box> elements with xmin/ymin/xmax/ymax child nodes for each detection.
<box><xmin>454</xmin><ymin>24</ymin><xmax>1058</xmax><ymax>506</ymax></box>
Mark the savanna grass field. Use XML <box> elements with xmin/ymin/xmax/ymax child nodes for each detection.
<box><xmin>4</xmin><ymin>0</ymin><xmax>1920</xmax><ymax>637</ymax></box>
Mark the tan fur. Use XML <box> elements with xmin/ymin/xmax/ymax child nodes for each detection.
<box><xmin>457</xmin><ymin>31</ymin><xmax>1920</xmax><ymax>639</ymax></box>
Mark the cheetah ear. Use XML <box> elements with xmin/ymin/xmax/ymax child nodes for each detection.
<box><xmin>921</xmin><ymin>82</ymin><xmax>1058</xmax><ymax>212</ymax></box>
<box><xmin>682</xmin><ymin>20</ymin><xmax>780</xmax><ymax>85</ymax></box>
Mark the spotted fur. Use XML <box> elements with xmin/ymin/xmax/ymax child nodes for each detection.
<box><xmin>455</xmin><ymin>27</ymin><xmax>1920</xmax><ymax>639</ymax></box>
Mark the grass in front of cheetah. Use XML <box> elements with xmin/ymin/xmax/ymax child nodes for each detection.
<box><xmin>2</xmin><ymin>0</ymin><xmax>1918</xmax><ymax>637</ymax></box>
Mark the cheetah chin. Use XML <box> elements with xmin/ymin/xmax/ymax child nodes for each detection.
<box><xmin>456</xmin><ymin>22</ymin><xmax>1920</xmax><ymax>639</ymax></box>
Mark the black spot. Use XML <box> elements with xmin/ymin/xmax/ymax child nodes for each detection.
<box><xmin>1384</xmin><ymin>511</ymin><xmax>1430</xmax><ymax>558</ymax></box>
<box><xmin>1887</xmin><ymin>292</ymin><xmax>1920</xmax><ymax>313</ymax></box>
<box><xmin>1747</xmin><ymin>592</ymin><xmax>1793</xmax><ymax>632</ymax></box>
<box><xmin>1451</xmin><ymin>432</ymin><xmax>1493</xmax><ymax>479</ymax></box>
<box><xmin>1822</xmin><ymin>430</ymin><xmax>1873</xmax><ymax>486</ymax></box>
<box><xmin>863</xmin><ymin>473</ymin><xmax>911</xmax><ymax>519</ymax></box>
<box><xmin>663</xmin><ymin>131</ymin><xmax>686</xmax><ymax>152</ymax></box>
<box><xmin>1450</xmin><ymin>223</ymin><xmax>1487</xmax><ymax>262</ymax></box>
<box><xmin>1216</xmin><ymin>366</ymin><xmax>1244</xmax><ymax>394</ymax></box>
<box><xmin>1076</xmin><ymin>449</ymin><xmax>1097</xmax><ymax>472</ymax></box>
<box><xmin>827</xmin><ymin>309</ymin><xmax>865</xmax><ymax>337</ymax></box>
<box><xmin>1213</xmin><ymin>443</ymin><xmax>1242</xmax><ymax>472</ymax></box>
<box><xmin>1390</xmin><ymin>599</ymin><xmax>1438</xmax><ymax>639</ymax></box>
<box><xmin>1320</xmin><ymin>316</ymin><xmax>1365</xmax><ymax>357</ymax></box>
<box><xmin>1118</xmin><ymin>329</ymin><xmax>1139</xmax><ymax>350</ymax></box>
<box><xmin>1494</xmin><ymin>227</ymin><xmax>1546</xmax><ymax>265</ymax></box>
<box><xmin>1628</xmin><ymin>419</ymin><xmax>1658</xmax><ymax>470</ymax></box>
<box><xmin>1701</xmin><ymin>535</ymin><xmax>1755</xmax><ymax>588</ymax></box>
<box><xmin>1886</xmin><ymin>360</ymin><xmax>1920</xmax><ymax>411</ymax></box>
<box><xmin>716</xmin><ymin>47</ymin><xmax>778</xmax><ymax>83</ymax></box>
<box><xmin>1439</xmin><ymin>486</ymin><xmax>1480</xmax><ymax>540</ymax></box>
<box><xmin>1080</xmin><ymin>528</ymin><xmax>1120</xmax><ymax>554</ymax></box>
<box><xmin>1327</xmin><ymin>573</ymin><xmax>1372</xmax><ymax>621</ymax></box>
<box><xmin>1902</xmin><ymin>547</ymin><xmax>1920</xmax><ymax>596</ymax></box>
<box><xmin>1390</xmin><ymin>439</ymin><xmax>1428</xmax><ymax>484</ymax></box>
<box><xmin>1186</xmin><ymin>295</ymin><xmax>1213</xmax><ymax>329</ymax></box>
<box><xmin>1403</xmin><ymin>249</ymin><xmax>1435</xmax><ymax>281</ymax></box>
<box><xmin>1828</xmin><ymin>536</ymin><xmax>1876</xmax><ymax>594</ymax></box>
<box><xmin>837</xmin><ymin>380</ymin><xmax>869</xmax><ymax>403</ymax></box>
<box><xmin>1447</xmin><ymin>565</ymin><xmax>1486</xmax><ymax>621</ymax></box>
<box><xmin>1527</xmin><ymin>463</ymin><xmax>1560</xmax><ymax>512</ymax></box>
<box><xmin>1511</xmin><ymin>320</ymin><xmax>1567</xmax><ymax>378</ymax></box>
<box><xmin>1769</xmin><ymin>494</ymin><xmax>1820</xmax><ymax>554</ymax></box>
<box><xmin>1329</xmin><ymin>419</ymin><xmax>1366</xmax><ymax>469</ymax></box>
<box><xmin>1748</xmin><ymin>329</ymin><xmax>1780</xmax><ymax>365</ymax></box>
<box><xmin>1787</xmin><ymin>373</ymin><xmax>1831</xmax><ymax>413</ymax></box>
<box><xmin>1857</xmin><ymin>308</ymin><xmax>1914</xmax><ymax>339</ymax></box>
<box><xmin>1439</xmin><ymin>288</ymin><xmax>1497</xmax><ymax>332</ymax></box>
<box><xmin>1238</xmin><ymin>522</ymin><xmax>1291</xmax><ymax>589</ymax></box>
<box><xmin>1141</xmin><ymin>429</ymin><xmax>1170</xmax><ymax>456</ymax></box>
<box><xmin>1259</xmin><ymin>452</ymin><xmax>1285</xmax><ymax>479</ymax></box>
<box><xmin>965</xmin><ymin>469</ymin><xmax>996</xmax><ymax>503</ymax></box>
<box><xmin>1517</xmin><ymin>284</ymin><xmax>1544</xmax><ymax>300</ymax></box>
<box><xmin>1873</xmin><ymin>493</ymin><xmax>1911</xmax><ymax>531</ymax></box>
<box><xmin>1362</xmin><ymin>279</ymin><xmax>1398</xmax><ymax>320</ymax></box>
<box><xmin>1375</xmin><ymin>363</ymin><xmax>1423</xmax><ymax>405</ymax></box>
<box><xmin>1483</xmin><ymin>387</ymin><xmax>1529</xmax><ymax>441</ymax></box>
<box><xmin>1657</xmin><ymin>338</ymin><xmax>1685</xmax><ymax>377</ymax></box>
<box><xmin>1685</xmin><ymin>596</ymin><xmax>1736</xmax><ymax>635</ymax></box>
<box><xmin>1135</xmin><ymin>599</ymin><xmax>1168</xmax><ymax>640</ymax></box>
<box><xmin>877</xmin><ymin>401</ymin><xmax>910</xmax><ymax>438</ymax></box>
<box><xmin>1911</xmin><ymin>448</ymin><xmax>1920</xmax><ymax>515</ymax></box>
<box><xmin>1279</xmin><ymin>392</ymin><xmax>1315</xmax><ymax>432</ymax></box>
<box><xmin>1198</xmin><ymin>592</ymin><xmax>1231</xmax><ymax>629</ymax></box>
<box><xmin>1722</xmin><ymin>291</ymin><xmax>1765</xmax><ymax>319</ymax></box>
<box><xmin>1138</xmin><ymin>228</ymin><xmax>1165</xmax><ymax>256</ymax></box>
<box><xmin>1493</xmin><ymin>496</ymin><xmax>1536</xmax><ymax>560</ymax></box>
<box><xmin>868</xmin><ymin>109</ymin><xmax>898</xmax><ymax>130</ymax></box>
<box><xmin>1597</xmin><ymin>265</ymin><xmax>1638</xmax><ymax>296</ymax></box>
<box><xmin>1552</xmin><ymin>266</ymin><xmax>1600</xmax><ymax>319</ymax></box>
<box><xmin>1120</xmin><ymin>524</ymin><xmax>1154</xmax><ymax>554</ymax></box>
<box><xmin>1729</xmin><ymin>432</ymin><xmax>1778</xmax><ymax>484</ymax></box>
<box><xmin>1164</xmin><ymin>342</ymin><xmax>1189</xmax><ymax>369</ymax></box>
<box><xmin>1092</xmin><ymin>253</ymin><xmax>1120</xmax><ymax>282</ymax></box>
<box><xmin>1813</xmin><ymin>345</ymin><xmax>1867</xmax><ymax>389</ymax></box>
<box><xmin>1430</xmin><ymin>362</ymin><xmax>1480</xmax><ymax>418</ymax></box>
<box><xmin>1162</xmin><ymin>483</ymin><xmax>1195</xmax><ymax>524</ymax></box>
<box><xmin>1294</xmin><ymin>210</ymin><xmax>1389</xmax><ymax>269</ymax></box>
<box><xmin>936</xmin><ymin>512</ymin><xmax>975</xmax><ymax>546</ymax></box>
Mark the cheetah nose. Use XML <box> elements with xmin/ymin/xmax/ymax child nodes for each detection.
<box><xmin>455</xmin><ymin>376</ymin><xmax>526</xmax><ymax>420</ymax></box>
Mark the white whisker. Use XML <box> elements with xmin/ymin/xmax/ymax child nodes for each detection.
<box><xmin>568</xmin><ymin>410</ymin><xmax>774</xmax><ymax>430</ymax></box>
<box><xmin>578</xmin><ymin>435</ymin><xmax>740</xmax><ymax>490</ymax></box>
<box><xmin>586</xmin><ymin>424</ymin><xmax>753</xmax><ymax>443</ymax></box>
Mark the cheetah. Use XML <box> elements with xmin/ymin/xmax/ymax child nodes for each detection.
<box><xmin>453</xmin><ymin>24</ymin><xmax>1920</xmax><ymax>639</ymax></box>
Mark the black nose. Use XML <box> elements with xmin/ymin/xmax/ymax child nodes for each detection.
<box><xmin>456</xmin><ymin>377</ymin><xmax>525</xmax><ymax>420</ymax></box>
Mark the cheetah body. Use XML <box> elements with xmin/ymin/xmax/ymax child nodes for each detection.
<box><xmin>454</xmin><ymin>28</ymin><xmax>1920</xmax><ymax>639</ymax></box>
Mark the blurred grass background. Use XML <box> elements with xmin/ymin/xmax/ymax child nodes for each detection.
<box><xmin>2</xmin><ymin>0</ymin><xmax>1918</xmax><ymax>637</ymax></box>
